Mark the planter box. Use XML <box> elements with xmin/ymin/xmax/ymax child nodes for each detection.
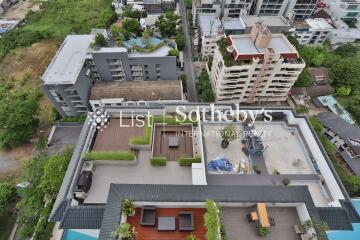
<box><xmin>93</xmin><ymin>157</ymin><xmax>137</xmax><ymax>166</ymax></box>
<box><xmin>130</xmin><ymin>143</ymin><xmax>151</xmax><ymax>150</ymax></box>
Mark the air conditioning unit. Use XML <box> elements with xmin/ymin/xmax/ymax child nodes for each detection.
<box><xmin>82</xmin><ymin>161</ymin><xmax>95</xmax><ymax>174</ymax></box>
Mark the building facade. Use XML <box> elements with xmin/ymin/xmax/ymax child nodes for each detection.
<box><xmin>41</xmin><ymin>33</ymin><xmax>178</xmax><ymax>117</ymax></box>
<box><xmin>209</xmin><ymin>25</ymin><xmax>305</xmax><ymax>103</ymax></box>
<box><xmin>291</xmin><ymin>18</ymin><xmax>334</xmax><ymax>44</ymax></box>
<box><xmin>198</xmin><ymin>14</ymin><xmax>223</xmax><ymax>57</ymax></box>
<box><xmin>325</xmin><ymin>0</ymin><xmax>360</xmax><ymax>23</ymax></box>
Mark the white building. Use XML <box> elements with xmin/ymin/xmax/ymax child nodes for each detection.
<box><xmin>198</xmin><ymin>14</ymin><xmax>223</xmax><ymax>57</ymax></box>
<box><xmin>325</xmin><ymin>0</ymin><xmax>360</xmax><ymax>23</ymax></box>
<box><xmin>208</xmin><ymin>24</ymin><xmax>305</xmax><ymax>103</ymax></box>
<box><xmin>291</xmin><ymin>18</ymin><xmax>334</xmax><ymax>45</ymax></box>
<box><xmin>329</xmin><ymin>28</ymin><xmax>360</xmax><ymax>46</ymax></box>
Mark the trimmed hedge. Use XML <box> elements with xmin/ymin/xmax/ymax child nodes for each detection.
<box><xmin>129</xmin><ymin>116</ymin><xmax>153</xmax><ymax>145</ymax></box>
<box><xmin>150</xmin><ymin>157</ymin><xmax>167</xmax><ymax>166</ymax></box>
<box><xmin>153</xmin><ymin>116</ymin><xmax>197</xmax><ymax>125</ymax></box>
<box><xmin>178</xmin><ymin>156</ymin><xmax>201</xmax><ymax>166</ymax></box>
<box><xmin>85</xmin><ymin>151</ymin><xmax>135</xmax><ymax>160</ymax></box>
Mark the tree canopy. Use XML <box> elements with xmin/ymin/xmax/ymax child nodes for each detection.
<box><xmin>175</xmin><ymin>28</ymin><xmax>185</xmax><ymax>51</ymax></box>
<box><xmin>122</xmin><ymin>19</ymin><xmax>142</xmax><ymax>37</ymax></box>
<box><xmin>0</xmin><ymin>84</ymin><xmax>40</xmax><ymax>149</ymax></box>
<box><xmin>155</xmin><ymin>11</ymin><xmax>181</xmax><ymax>38</ymax></box>
<box><xmin>197</xmin><ymin>70</ymin><xmax>215</xmax><ymax>102</ymax></box>
<box><xmin>0</xmin><ymin>183</ymin><xmax>16</xmax><ymax>214</ymax></box>
<box><xmin>294</xmin><ymin>68</ymin><xmax>312</xmax><ymax>87</ymax></box>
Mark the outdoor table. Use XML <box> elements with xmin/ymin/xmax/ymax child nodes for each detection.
<box><xmin>257</xmin><ymin>203</ymin><xmax>270</xmax><ymax>228</ymax></box>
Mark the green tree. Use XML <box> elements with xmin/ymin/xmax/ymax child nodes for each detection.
<box><xmin>294</xmin><ymin>68</ymin><xmax>312</xmax><ymax>87</ymax></box>
<box><xmin>197</xmin><ymin>70</ymin><xmax>215</xmax><ymax>102</ymax></box>
<box><xmin>180</xmin><ymin>74</ymin><xmax>187</xmax><ymax>91</ymax></box>
<box><xmin>94</xmin><ymin>33</ymin><xmax>107</xmax><ymax>46</ymax></box>
<box><xmin>336</xmin><ymin>86</ymin><xmax>352</xmax><ymax>96</ymax></box>
<box><xmin>123</xmin><ymin>19</ymin><xmax>142</xmax><ymax>36</ymax></box>
<box><xmin>0</xmin><ymin>183</ymin><xmax>16</xmax><ymax>214</ymax></box>
<box><xmin>334</xmin><ymin>44</ymin><xmax>359</xmax><ymax>58</ymax></box>
<box><xmin>155</xmin><ymin>11</ymin><xmax>181</xmax><ymax>38</ymax></box>
<box><xmin>175</xmin><ymin>28</ymin><xmax>185</xmax><ymax>50</ymax></box>
<box><xmin>330</xmin><ymin>57</ymin><xmax>360</xmax><ymax>92</ymax></box>
<box><xmin>123</xmin><ymin>6</ymin><xmax>144</xmax><ymax>19</ymax></box>
<box><xmin>185</xmin><ymin>0</ymin><xmax>192</xmax><ymax>8</ymax></box>
<box><xmin>204</xmin><ymin>200</ymin><xmax>220</xmax><ymax>240</ymax></box>
<box><xmin>0</xmin><ymin>86</ymin><xmax>40</xmax><ymax>149</ymax></box>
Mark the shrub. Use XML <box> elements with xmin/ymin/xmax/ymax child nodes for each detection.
<box><xmin>0</xmin><ymin>183</ymin><xmax>16</xmax><ymax>214</ymax></box>
<box><xmin>336</xmin><ymin>86</ymin><xmax>351</xmax><ymax>96</ymax></box>
<box><xmin>253</xmin><ymin>165</ymin><xmax>261</xmax><ymax>174</ymax></box>
<box><xmin>150</xmin><ymin>157</ymin><xmax>167</xmax><ymax>166</ymax></box>
<box><xmin>273</xmin><ymin>169</ymin><xmax>280</xmax><ymax>175</ymax></box>
<box><xmin>282</xmin><ymin>177</ymin><xmax>291</xmax><ymax>186</ymax></box>
<box><xmin>258</xmin><ymin>227</ymin><xmax>270</xmax><ymax>236</ymax></box>
<box><xmin>178</xmin><ymin>156</ymin><xmax>201</xmax><ymax>166</ymax></box>
<box><xmin>187</xmin><ymin>234</ymin><xmax>199</xmax><ymax>240</ymax></box>
<box><xmin>85</xmin><ymin>151</ymin><xmax>135</xmax><ymax>160</ymax></box>
<box><xmin>204</xmin><ymin>200</ymin><xmax>221</xmax><ymax>240</ymax></box>
<box><xmin>122</xmin><ymin>199</ymin><xmax>136</xmax><ymax>216</ymax></box>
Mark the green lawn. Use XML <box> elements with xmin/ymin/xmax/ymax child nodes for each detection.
<box><xmin>0</xmin><ymin>210</ymin><xmax>16</xmax><ymax>240</ymax></box>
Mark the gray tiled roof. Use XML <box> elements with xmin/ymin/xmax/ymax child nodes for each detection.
<box><xmin>339</xmin><ymin>151</ymin><xmax>360</xmax><ymax>176</ymax></box>
<box><xmin>317</xmin><ymin>112</ymin><xmax>360</xmax><ymax>141</ymax></box>
<box><xmin>317</xmin><ymin>207</ymin><xmax>353</xmax><ymax>230</ymax></box>
<box><xmin>98</xmin><ymin>184</ymin><xmax>318</xmax><ymax>240</ymax></box>
<box><xmin>60</xmin><ymin>205</ymin><xmax>105</xmax><ymax>229</ymax></box>
<box><xmin>340</xmin><ymin>200</ymin><xmax>360</xmax><ymax>223</ymax></box>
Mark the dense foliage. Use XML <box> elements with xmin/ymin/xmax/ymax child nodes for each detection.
<box><xmin>310</xmin><ymin>117</ymin><xmax>360</xmax><ymax>197</ymax></box>
<box><xmin>0</xmin><ymin>0</ymin><xmax>117</xmax><ymax>58</ymax></box>
<box><xmin>197</xmin><ymin>70</ymin><xmax>215</xmax><ymax>102</ymax></box>
<box><xmin>122</xmin><ymin>6</ymin><xmax>146</xmax><ymax>19</ymax></box>
<box><xmin>204</xmin><ymin>200</ymin><xmax>221</xmax><ymax>240</ymax></box>
<box><xmin>0</xmin><ymin>84</ymin><xmax>40</xmax><ymax>149</ymax></box>
<box><xmin>175</xmin><ymin>28</ymin><xmax>185</xmax><ymax>51</ymax></box>
<box><xmin>293</xmin><ymin>68</ymin><xmax>312</xmax><ymax>87</ymax></box>
<box><xmin>16</xmin><ymin>150</ymin><xmax>72</xmax><ymax>239</ymax></box>
<box><xmin>150</xmin><ymin>157</ymin><xmax>167</xmax><ymax>166</ymax></box>
<box><xmin>156</xmin><ymin>11</ymin><xmax>181</xmax><ymax>38</ymax></box>
<box><xmin>122</xmin><ymin>19</ymin><xmax>142</xmax><ymax>37</ymax></box>
<box><xmin>0</xmin><ymin>183</ymin><xmax>16</xmax><ymax>214</ymax></box>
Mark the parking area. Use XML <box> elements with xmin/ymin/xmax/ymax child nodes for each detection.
<box><xmin>47</xmin><ymin>122</ymin><xmax>83</xmax><ymax>155</ymax></box>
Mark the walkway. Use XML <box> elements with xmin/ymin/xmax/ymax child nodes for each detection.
<box><xmin>179</xmin><ymin>0</ymin><xmax>197</xmax><ymax>102</ymax></box>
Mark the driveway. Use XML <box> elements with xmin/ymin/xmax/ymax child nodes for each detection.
<box><xmin>179</xmin><ymin>0</ymin><xmax>198</xmax><ymax>102</ymax></box>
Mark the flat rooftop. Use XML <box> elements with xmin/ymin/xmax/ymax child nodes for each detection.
<box><xmin>199</xmin><ymin>13</ymin><xmax>222</xmax><ymax>37</ymax></box>
<box><xmin>42</xmin><ymin>35</ymin><xmax>94</xmax><ymax>84</ymax></box>
<box><xmin>128</xmin><ymin>44</ymin><xmax>172</xmax><ymax>57</ymax></box>
<box><xmin>230</xmin><ymin>34</ymin><xmax>297</xmax><ymax>55</ymax></box>
<box><xmin>243</xmin><ymin>16</ymin><xmax>290</xmax><ymax>27</ymax></box>
<box><xmin>222</xmin><ymin>17</ymin><xmax>246</xmax><ymax>30</ymax></box>
<box><xmin>305</xmin><ymin>18</ymin><xmax>334</xmax><ymax>30</ymax></box>
<box><xmin>90</xmin><ymin>80</ymin><xmax>183</xmax><ymax>101</ymax></box>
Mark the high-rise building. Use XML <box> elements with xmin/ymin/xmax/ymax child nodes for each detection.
<box><xmin>208</xmin><ymin>24</ymin><xmax>305</xmax><ymax>103</ymax></box>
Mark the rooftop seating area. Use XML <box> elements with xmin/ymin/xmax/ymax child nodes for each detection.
<box><xmin>127</xmin><ymin>207</ymin><xmax>206</xmax><ymax>240</ymax></box>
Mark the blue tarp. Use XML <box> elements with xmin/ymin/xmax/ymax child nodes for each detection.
<box><xmin>208</xmin><ymin>158</ymin><xmax>233</xmax><ymax>172</ymax></box>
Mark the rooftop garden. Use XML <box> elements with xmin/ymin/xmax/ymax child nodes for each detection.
<box><xmin>123</xmin><ymin>34</ymin><xmax>166</xmax><ymax>53</ymax></box>
<box><xmin>85</xmin><ymin>151</ymin><xmax>135</xmax><ymax>161</ymax></box>
<box><xmin>216</xmin><ymin>38</ymin><xmax>243</xmax><ymax>67</ymax></box>
<box><xmin>129</xmin><ymin>116</ymin><xmax>153</xmax><ymax>145</ymax></box>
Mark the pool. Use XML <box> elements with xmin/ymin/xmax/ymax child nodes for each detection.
<box><xmin>317</xmin><ymin>95</ymin><xmax>355</xmax><ymax>124</ymax></box>
<box><xmin>123</xmin><ymin>37</ymin><xmax>163</xmax><ymax>49</ymax></box>
<box><xmin>63</xmin><ymin>230</ymin><xmax>98</xmax><ymax>240</ymax></box>
<box><xmin>326</xmin><ymin>200</ymin><xmax>360</xmax><ymax>240</ymax></box>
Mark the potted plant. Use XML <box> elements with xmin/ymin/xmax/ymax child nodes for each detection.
<box><xmin>186</xmin><ymin>234</ymin><xmax>199</xmax><ymax>240</ymax></box>
<box><xmin>258</xmin><ymin>226</ymin><xmax>270</xmax><ymax>236</ymax></box>
<box><xmin>282</xmin><ymin>177</ymin><xmax>291</xmax><ymax>186</ymax></box>
<box><xmin>122</xmin><ymin>198</ymin><xmax>136</xmax><ymax>216</ymax></box>
<box><xmin>111</xmin><ymin>223</ymin><xmax>137</xmax><ymax>240</ymax></box>
<box><xmin>253</xmin><ymin>165</ymin><xmax>261</xmax><ymax>174</ymax></box>
<box><xmin>219</xmin><ymin>124</ymin><xmax>238</xmax><ymax>148</ymax></box>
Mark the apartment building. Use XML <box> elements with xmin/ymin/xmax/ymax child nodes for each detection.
<box><xmin>325</xmin><ymin>0</ymin><xmax>360</xmax><ymax>23</ymax></box>
<box><xmin>252</xmin><ymin>0</ymin><xmax>290</xmax><ymax>16</ymax></box>
<box><xmin>198</xmin><ymin>14</ymin><xmax>223</xmax><ymax>57</ymax></box>
<box><xmin>41</xmin><ymin>32</ymin><xmax>178</xmax><ymax>117</ymax></box>
<box><xmin>284</xmin><ymin>0</ymin><xmax>317</xmax><ymax>20</ymax></box>
<box><xmin>192</xmin><ymin>0</ymin><xmax>252</xmax><ymax>26</ymax></box>
<box><xmin>291</xmin><ymin>18</ymin><xmax>334</xmax><ymax>44</ymax></box>
<box><xmin>209</xmin><ymin>24</ymin><xmax>305</xmax><ymax>103</ymax></box>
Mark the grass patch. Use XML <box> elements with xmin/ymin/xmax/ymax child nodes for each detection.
<box><xmin>85</xmin><ymin>151</ymin><xmax>135</xmax><ymax>160</ymax></box>
<box><xmin>150</xmin><ymin>157</ymin><xmax>167</xmax><ymax>166</ymax></box>
<box><xmin>178</xmin><ymin>156</ymin><xmax>201</xmax><ymax>166</ymax></box>
<box><xmin>61</xmin><ymin>116</ymin><xmax>86</xmax><ymax>123</ymax></box>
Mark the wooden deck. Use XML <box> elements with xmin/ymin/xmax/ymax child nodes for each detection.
<box><xmin>153</xmin><ymin>125</ymin><xmax>193</xmax><ymax>161</ymax></box>
<box><xmin>92</xmin><ymin>118</ymin><xmax>144</xmax><ymax>151</ymax></box>
<box><xmin>127</xmin><ymin>208</ymin><xmax>206</xmax><ymax>240</ymax></box>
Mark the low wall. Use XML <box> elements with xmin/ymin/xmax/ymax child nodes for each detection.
<box><xmin>92</xmin><ymin>157</ymin><xmax>137</xmax><ymax>166</ymax></box>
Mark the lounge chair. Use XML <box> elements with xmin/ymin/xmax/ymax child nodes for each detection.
<box><xmin>140</xmin><ymin>206</ymin><xmax>156</xmax><ymax>226</ymax></box>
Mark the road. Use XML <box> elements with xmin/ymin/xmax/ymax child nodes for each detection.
<box><xmin>179</xmin><ymin>0</ymin><xmax>198</xmax><ymax>102</ymax></box>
